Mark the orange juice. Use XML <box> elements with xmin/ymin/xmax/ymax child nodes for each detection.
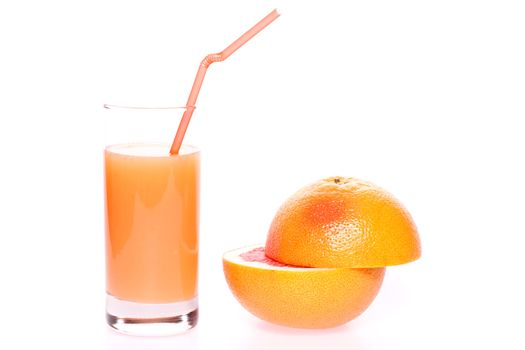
<box><xmin>104</xmin><ymin>143</ymin><xmax>199</xmax><ymax>304</ymax></box>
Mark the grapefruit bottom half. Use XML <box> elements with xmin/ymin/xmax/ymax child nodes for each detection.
<box><xmin>223</xmin><ymin>245</ymin><xmax>385</xmax><ymax>329</ymax></box>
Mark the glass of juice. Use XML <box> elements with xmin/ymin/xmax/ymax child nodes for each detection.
<box><xmin>104</xmin><ymin>105</ymin><xmax>199</xmax><ymax>336</ymax></box>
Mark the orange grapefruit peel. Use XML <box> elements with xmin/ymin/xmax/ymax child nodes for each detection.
<box><xmin>265</xmin><ymin>177</ymin><xmax>421</xmax><ymax>268</ymax></box>
<box><xmin>223</xmin><ymin>245</ymin><xmax>385</xmax><ymax>329</ymax></box>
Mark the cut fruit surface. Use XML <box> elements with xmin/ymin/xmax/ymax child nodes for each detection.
<box><xmin>223</xmin><ymin>245</ymin><xmax>385</xmax><ymax>329</ymax></box>
<box><xmin>265</xmin><ymin>177</ymin><xmax>421</xmax><ymax>268</ymax></box>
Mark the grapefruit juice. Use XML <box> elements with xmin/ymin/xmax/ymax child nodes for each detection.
<box><xmin>104</xmin><ymin>143</ymin><xmax>199</xmax><ymax>334</ymax></box>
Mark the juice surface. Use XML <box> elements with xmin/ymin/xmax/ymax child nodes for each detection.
<box><xmin>105</xmin><ymin>144</ymin><xmax>199</xmax><ymax>303</ymax></box>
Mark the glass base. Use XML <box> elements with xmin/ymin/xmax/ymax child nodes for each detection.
<box><xmin>106</xmin><ymin>294</ymin><xmax>198</xmax><ymax>336</ymax></box>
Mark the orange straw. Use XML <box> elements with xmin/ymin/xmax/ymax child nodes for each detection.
<box><xmin>170</xmin><ymin>9</ymin><xmax>280</xmax><ymax>154</ymax></box>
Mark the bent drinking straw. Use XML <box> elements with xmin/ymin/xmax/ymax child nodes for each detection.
<box><xmin>170</xmin><ymin>9</ymin><xmax>280</xmax><ymax>155</ymax></box>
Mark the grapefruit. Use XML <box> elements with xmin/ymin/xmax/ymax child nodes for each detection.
<box><xmin>223</xmin><ymin>245</ymin><xmax>385</xmax><ymax>329</ymax></box>
<box><xmin>265</xmin><ymin>176</ymin><xmax>421</xmax><ymax>268</ymax></box>
<box><xmin>223</xmin><ymin>176</ymin><xmax>421</xmax><ymax>329</ymax></box>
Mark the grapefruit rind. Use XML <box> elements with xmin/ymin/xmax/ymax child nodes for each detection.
<box><xmin>265</xmin><ymin>177</ymin><xmax>421</xmax><ymax>268</ymax></box>
<box><xmin>223</xmin><ymin>245</ymin><xmax>385</xmax><ymax>329</ymax></box>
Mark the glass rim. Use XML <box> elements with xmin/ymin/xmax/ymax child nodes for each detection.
<box><xmin>103</xmin><ymin>104</ymin><xmax>196</xmax><ymax>111</ymax></box>
<box><xmin>104</xmin><ymin>143</ymin><xmax>200</xmax><ymax>157</ymax></box>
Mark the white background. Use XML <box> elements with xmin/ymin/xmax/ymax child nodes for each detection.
<box><xmin>1</xmin><ymin>0</ymin><xmax>524</xmax><ymax>349</ymax></box>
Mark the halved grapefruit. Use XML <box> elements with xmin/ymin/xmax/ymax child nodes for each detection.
<box><xmin>265</xmin><ymin>177</ymin><xmax>421</xmax><ymax>268</ymax></box>
<box><xmin>223</xmin><ymin>245</ymin><xmax>385</xmax><ymax>329</ymax></box>
<box><xmin>223</xmin><ymin>176</ymin><xmax>421</xmax><ymax>329</ymax></box>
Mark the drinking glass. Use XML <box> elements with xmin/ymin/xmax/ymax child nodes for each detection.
<box><xmin>104</xmin><ymin>105</ymin><xmax>199</xmax><ymax>336</ymax></box>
